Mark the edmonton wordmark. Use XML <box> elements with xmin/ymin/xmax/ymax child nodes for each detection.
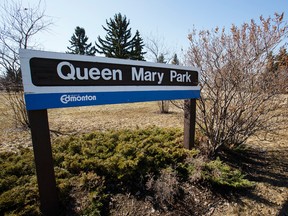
<box><xmin>60</xmin><ymin>94</ymin><xmax>97</xmax><ymax>104</ymax></box>
<box><xmin>30</xmin><ymin>58</ymin><xmax>198</xmax><ymax>86</ymax></box>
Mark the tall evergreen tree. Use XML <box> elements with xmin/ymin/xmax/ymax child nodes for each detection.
<box><xmin>130</xmin><ymin>30</ymin><xmax>146</xmax><ymax>60</ymax></box>
<box><xmin>96</xmin><ymin>13</ymin><xmax>144</xmax><ymax>60</ymax></box>
<box><xmin>67</xmin><ymin>26</ymin><xmax>96</xmax><ymax>55</ymax></box>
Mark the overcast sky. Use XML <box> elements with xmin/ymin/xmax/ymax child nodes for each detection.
<box><xmin>17</xmin><ymin>0</ymin><xmax>288</xmax><ymax>59</ymax></box>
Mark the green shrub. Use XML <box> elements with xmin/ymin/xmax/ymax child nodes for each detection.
<box><xmin>0</xmin><ymin>148</ymin><xmax>39</xmax><ymax>216</ymax></box>
<box><xmin>0</xmin><ymin>127</ymin><xmax>252</xmax><ymax>215</ymax></box>
<box><xmin>202</xmin><ymin>157</ymin><xmax>254</xmax><ymax>188</ymax></box>
<box><xmin>0</xmin><ymin>174</ymin><xmax>40</xmax><ymax>215</ymax></box>
<box><xmin>53</xmin><ymin>127</ymin><xmax>195</xmax><ymax>186</ymax></box>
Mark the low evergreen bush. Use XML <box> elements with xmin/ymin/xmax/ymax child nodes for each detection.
<box><xmin>53</xmin><ymin>127</ymin><xmax>196</xmax><ymax>188</ymax></box>
<box><xmin>0</xmin><ymin>148</ymin><xmax>40</xmax><ymax>215</ymax></box>
<box><xmin>0</xmin><ymin>127</ymin><xmax>253</xmax><ymax>215</ymax></box>
<box><xmin>202</xmin><ymin>157</ymin><xmax>254</xmax><ymax>188</ymax></box>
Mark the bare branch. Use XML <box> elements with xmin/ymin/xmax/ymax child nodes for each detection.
<box><xmin>0</xmin><ymin>0</ymin><xmax>53</xmax><ymax>129</ymax></box>
<box><xmin>185</xmin><ymin>14</ymin><xmax>288</xmax><ymax>157</ymax></box>
<box><xmin>0</xmin><ymin>0</ymin><xmax>53</xmax><ymax>74</ymax></box>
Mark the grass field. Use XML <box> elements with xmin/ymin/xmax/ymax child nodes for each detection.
<box><xmin>0</xmin><ymin>93</ymin><xmax>183</xmax><ymax>152</ymax></box>
<box><xmin>0</xmin><ymin>93</ymin><xmax>287</xmax><ymax>215</ymax></box>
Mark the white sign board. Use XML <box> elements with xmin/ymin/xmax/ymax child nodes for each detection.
<box><xmin>20</xmin><ymin>49</ymin><xmax>200</xmax><ymax>110</ymax></box>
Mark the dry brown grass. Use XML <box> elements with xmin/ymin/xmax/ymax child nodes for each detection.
<box><xmin>0</xmin><ymin>93</ymin><xmax>184</xmax><ymax>152</ymax></box>
<box><xmin>48</xmin><ymin>101</ymin><xmax>183</xmax><ymax>135</ymax></box>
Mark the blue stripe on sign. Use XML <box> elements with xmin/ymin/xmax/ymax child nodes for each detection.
<box><xmin>24</xmin><ymin>90</ymin><xmax>200</xmax><ymax>110</ymax></box>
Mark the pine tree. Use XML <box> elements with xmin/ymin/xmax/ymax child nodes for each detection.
<box><xmin>67</xmin><ymin>26</ymin><xmax>96</xmax><ymax>55</ymax></box>
<box><xmin>130</xmin><ymin>30</ymin><xmax>146</xmax><ymax>60</ymax></box>
<box><xmin>96</xmin><ymin>13</ymin><xmax>144</xmax><ymax>59</ymax></box>
<box><xmin>157</xmin><ymin>53</ymin><xmax>166</xmax><ymax>63</ymax></box>
<box><xmin>171</xmin><ymin>53</ymin><xmax>180</xmax><ymax>65</ymax></box>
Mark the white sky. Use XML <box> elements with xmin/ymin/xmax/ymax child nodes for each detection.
<box><xmin>13</xmin><ymin>0</ymin><xmax>288</xmax><ymax>60</ymax></box>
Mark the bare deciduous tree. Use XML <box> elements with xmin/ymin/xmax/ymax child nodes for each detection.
<box><xmin>145</xmin><ymin>35</ymin><xmax>177</xmax><ymax>113</ymax></box>
<box><xmin>145</xmin><ymin>35</ymin><xmax>170</xmax><ymax>63</ymax></box>
<box><xmin>0</xmin><ymin>0</ymin><xmax>53</xmax><ymax>128</ymax></box>
<box><xmin>185</xmin><ymin>13</ymin><xmax>288</xmax><ymax>157</ymax></box>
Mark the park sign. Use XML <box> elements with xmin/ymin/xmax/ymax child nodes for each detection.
<box><xmin>19</xmin><ymin>49</ymin><xmax>200</xmax><ymax>110</ymax></box>
<box><xmin>19</xmin><ymin>49</ymin><xmax>200</xmax><ymax>215</ymax></box>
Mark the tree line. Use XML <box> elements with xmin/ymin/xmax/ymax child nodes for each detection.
<box><xmin>66</xmin><ymin>13</ymin><xmax>146</xmax><ymax>60</ymax></box>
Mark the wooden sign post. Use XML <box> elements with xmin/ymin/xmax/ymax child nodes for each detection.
<box><xmin>20</xmin><ymin>49</ymin><xmax>200</xmax><ymax>215</ymax></box>
<box><xmin>28</xmin><ymin>110</ymin><xmax>59</xmax><ymax>215</ymax></box>
<box><xmin>184</xmin><ymin>99</ymin><xmax>197</xmax><ymax>149</ymax></box>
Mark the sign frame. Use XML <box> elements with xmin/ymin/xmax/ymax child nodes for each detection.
<box><xmin>19</xmin><ymin>49</ymin><xmax>200</xmax><ymax>215</ymax></box>
<box><xmin>20</xmin><ymin>49</ymin><xmax>200</xmax><ymax>110</ymax></box>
